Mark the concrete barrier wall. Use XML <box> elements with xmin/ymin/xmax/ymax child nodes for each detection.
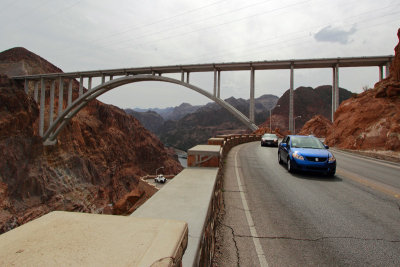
<box><xmin>131</xmin><ymin>133</ymin><xmax>261</xmax><ymax>266</ymax></box>
<box><xmin>197</xmin><ymin>134</ymin><xmax>261</xmax><ymax>266</ymax></box>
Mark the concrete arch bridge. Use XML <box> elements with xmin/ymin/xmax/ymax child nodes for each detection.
<box><xmin>12</xmin><ymin>55</ymin><xmax>393</xmax><ymax>145</ymax></box>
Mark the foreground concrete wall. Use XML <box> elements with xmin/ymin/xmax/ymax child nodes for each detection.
<box><xmin>0</xmin><ymin>211</ymin><xmax>188</xmax><ymax>267</ymax></box>
<box><xmin>132</xmin><ymin>134</ymin><xmax>261</xmax><ymax>266</ymax></box>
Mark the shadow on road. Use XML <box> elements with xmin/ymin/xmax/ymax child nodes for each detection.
<box><xmin>278</xmin><ymin>164</ymin><xmax>343</xmax><ymax>182</ymax></box>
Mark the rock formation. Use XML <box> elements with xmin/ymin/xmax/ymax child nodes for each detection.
<box><xmin>0</xmin><ymin>47</ymin><xmax>182</xmax><ymax>233</ymax></box>
<box><xmin>255</xmin><ymin>85</ymin><xmax>352</xmax><ymax>135</ymax></box>
<box><xmin>298</xmin><ymin>115</ymin><xmax>333</xmax><ymax>137</ymax></box>
<box><xmin>374</xmin><ymin>28</ymin><xmax>400</xmax><ymax>98</ymax></box>
<box><xmin>325</xmin><ymin>28</ymin><xmax>400</xmax><ymax>151</ymax></box>
<box><xmin>124</xmin><ymin>109</ymin><xmax>165</xmax><ymax>133</ymax></box>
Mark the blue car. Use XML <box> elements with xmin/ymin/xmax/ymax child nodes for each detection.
<box><xmin>278</xmin><ymin>135</ymin><xmax>336</xmax><ymax>176</ymax></box>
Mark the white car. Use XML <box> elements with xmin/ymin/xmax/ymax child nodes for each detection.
<box><xmin>154</xmin><ymin>174</ymin><xmax>167</xmax><ymax>183</ymax></box>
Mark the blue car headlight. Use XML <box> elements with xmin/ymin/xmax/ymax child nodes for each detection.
<box><xmin>292</xmin><ymin>152</ymin><xmax>304</xmax><ymax>160</ymax></box>
<box><xmin>329</xmin><ymin>154</ymin><xmax>336</xmax><ymax>163</ymax></box>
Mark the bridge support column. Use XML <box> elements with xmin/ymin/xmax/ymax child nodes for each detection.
<box><xmin>213</xmin><ymin>69</ymin><xmax>217</xmax><ymax>97</ymax></box>
<box><xmin>186</xmin><ymin>72</ymin><xmax>190</xmax><ymax>83</ymax></box>
<box><xmin>49</xmin><ymin>80</ymin><xmax>55</xmax><ymax>125</ymax></box>
<box><xmin>34</xmin><ymin>81</ymin><xmax>39</xmax><ymax>102</ymax></box>
<box><xmin>181</xmin><ymin>70</ymin><xmax>184</xmax><ymax>82</ymax></box>
<box><xmin>79</xmin><ymin>76</ymin><xmax>83</xmax><ymax>97</ymax></box>
<box><xmin>335</xmin><ymin>65</ymin><xmax>339</xmax><ymax>111</ymax></box>
<box><xmin>379</xmin><ymin>66</ymin><xmax>383</xmax><ymax>81</ymax></box>
<box><xmin>289</xmin><ymin>64</ymin><xmax>294</xmax><ymax>133</ymax></box>
<box><xmin>101</xmin><ymin>75</ymin><xmax>105</xmax><ymax>84</ymax></box>
<box><xmin>24</xmin><ymin>79</ymin><xmax>28</xmax><ymax>94</ymax></box>
<box><xmin>110</xmin><ymin>75</ymin><xmax>114</xmax><ymax>81</ymax></box>
<box><xmin>249</xmin><ymin>67</ymin><xmax>255</xmax><ymax>123</ymax></box>
<box><xmin>68</xmin><ymin>79</ymin><xmax>73</xmax><ymax>107</ymax></box>
<box><xmin>385</xmin><ymin>62</ymin><xmax>390</xmax><ymax>78</ymax></box>
<box><xmin>58</xmin><ymin>77</ymin><xmax>64</xmax><ymax>115</ymax></box>
<box><xmin>217</xmin><ymin>71</ymin><xmax>221</xmax><ymax>98</ymax></box>
<box><xmin>88</xmin><ymin>77</ymin><xmax>92</xmax><ymax>90</ymax></box>
<box><xmin>39</xmin><ymin>78</ymin><xmax>46</xmax><ymax>137</ymax></box>
<box><xmin>332</xmin><ymin>65</ymin><xmax>339</xmax><ymax>121</ymax></box>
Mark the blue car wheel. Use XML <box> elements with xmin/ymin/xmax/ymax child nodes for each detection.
<box><xmin>287</xmin><ymin>158</ymin><xmax>293</xmax><ymax>173</ymax></box>
<box><xmin>327</xmin><ymin>168</ymin><xmax>336</xmax><ymax>177</ymax></box>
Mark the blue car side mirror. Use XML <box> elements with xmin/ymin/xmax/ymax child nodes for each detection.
<box><xmin>280</xmin><ymin>143</ymin><xmax>287</xmax><ymax>148</ymax></box>
<box><xmin>324</xmin><ymin>145</ymin><xmax>329</xmax><ymax>149</ymax></box>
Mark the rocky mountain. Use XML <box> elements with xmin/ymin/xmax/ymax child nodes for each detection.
<box><xmin>258</xmin><ymin>85</ymin><xmax>353</xmax><ymax>133</ymax></box>
<box><xmin>124</xmin><ymin>109</ymin><xmax>164</xmax><ymax>133</ymax></box>
<box><xmin>151</xmin><ymin>94</ymin><xmax>279</xmax><ymax>150</ymax></box>
<box><xmin>297</xmin><ymin>115</ymin><xmax>333</xmax><ymax>137</ymax></box>
<box><xmin>0</xmin><ymin>47</ymin><xmax>182</xmax><ymax>233</ymax></box>
<box><xmin>134</xmin><ymin>102</ymin><xmax>202</xmax><ymax>121</ymax></box>
<box><xmin>162</xmin><ymin>102</ymin><xmax>202</xmax><ymax>121</ymax></box>
<box><xmin>325</xmin><ymin>28</ymin><xmax>400</xmax><ymax>151</ymax></box>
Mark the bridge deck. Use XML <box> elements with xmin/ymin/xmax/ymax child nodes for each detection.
<box><xmin>12</xmin><ymin>55</ymin><xmax>393</xmax><ymax>80</ymax></box>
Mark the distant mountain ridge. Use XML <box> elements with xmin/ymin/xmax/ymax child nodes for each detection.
<box><xmin>127</xmin><ymin>94</ymin><xmax>279</xmax><ymax>150</ymax></box>
<box><xmin>124</xmin><ymin>109</ymin><xmax>164</xmax><ymax>133</ymax></box>
<box><xmin>133</xmin><ymin>102</ymin><xmax>202</xmax><ymax>121</ymax></box>
<box><xmin>128</xmin><ymin>86</ymin><xmax>356</xmax><ymax>151</ymax></box>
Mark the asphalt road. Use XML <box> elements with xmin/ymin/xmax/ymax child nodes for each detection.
<box><xmin>213</xmin><ymin>141</ymin><xmax>400</xmax><ymax>266</ymax></box>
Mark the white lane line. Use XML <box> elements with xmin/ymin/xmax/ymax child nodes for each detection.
<box><xmin>234</xmin><ymin>150</ymin><xmax>269</xmax><ymax>267</ymax></box>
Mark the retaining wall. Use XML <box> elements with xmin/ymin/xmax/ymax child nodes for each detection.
<box><xmin>196</xmin><ymin>134</ymin><xmax>261</xmax><ymax>266</ymax></box>
<box><xmin>131</xmin><ymin>134</ymin><xmax>260</xmax><ymax>266</ymax></box>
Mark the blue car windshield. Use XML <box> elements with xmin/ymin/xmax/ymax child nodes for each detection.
<box><xmin>290</xmin><ymin>136</ymin><xmax>325</xmax><ymax>149</ymax></box>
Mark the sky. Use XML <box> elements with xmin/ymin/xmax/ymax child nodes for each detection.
<box><xmin>1</xmin><ymin>0</ymin><xmax>399</xmax><ymax>109</ymax></box>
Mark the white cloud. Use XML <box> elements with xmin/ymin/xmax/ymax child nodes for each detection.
<box><xmin>314</xmin><ymin>25</ymin><xmax>357</xmax><ymax>44</ymax></box>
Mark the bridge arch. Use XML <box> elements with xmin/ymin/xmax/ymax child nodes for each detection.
<box><xmin>43</xmin><ymin>74</ymin><xmax>258</xmax><ymax>145</ymax></box>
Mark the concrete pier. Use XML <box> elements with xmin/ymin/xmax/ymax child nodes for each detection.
<box><xmin>34</xmin><ymin>80</ymin><xmax>38</xmax><ymax>102</ymax></box>
<box><xmin>332</xmin><ymin>64</ymin><xmax>339</xmax><ymax>121</ymax></box>
<box><xmin>289</xmin><ymin>64</ymin><xmax>294</xmax><ymax>132</ymax></box>
<box><xmin>68</xmin><ymin>79</ymin><xmax>73</xmax><ymax>106</ymax></box>
<box><xmin>79</xmin><ymin>76</ymin><xmax>83</xmax><ymax>97</ymax></box>
<box><xmin>49</xmin><ymin>80</ymin><xmax>55</xmax><ymax>124</ymax></box>
<box><xmin>249</xmin><ymin>67</ymin><xmax>255</xmax><ymax>123</ymax></box>
<box><xmin>58</xmin><ymin>77</ymin><xmax>63</xmax><ymax>115</ymax></box>
<box><xmin>39</xmin><ymin>78</ymin><xmax>45</xmax><ymax>137</ymax></box>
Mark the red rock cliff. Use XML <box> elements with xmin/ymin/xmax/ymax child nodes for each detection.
<box><xmin>0</xmin><ymin>48</ymin><xmax>182</xmax><ymax>233</ymax></box>
<box><xmin>298</xmin><ymin>115</ymin><xmax>332</xmax><ymax>137</ymax></box>
<box><xmin>325</xmin><ymin>28</ymin><xmax>400</xmax><ymax>151</ymax></box>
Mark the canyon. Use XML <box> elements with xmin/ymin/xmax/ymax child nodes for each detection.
<box><xmin>0</xmin><ymin>47</ymin><xmax>182</xmax><ymax>233</ymax></box>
